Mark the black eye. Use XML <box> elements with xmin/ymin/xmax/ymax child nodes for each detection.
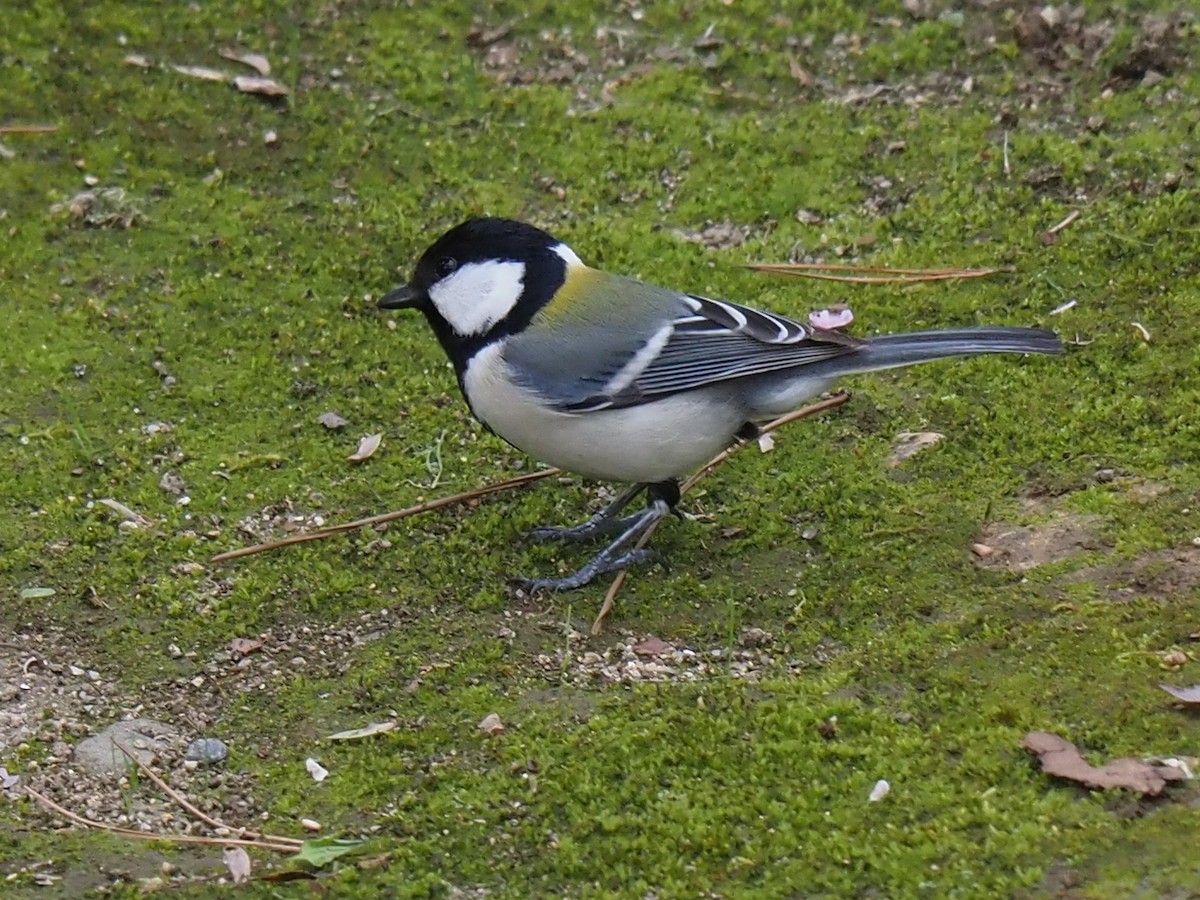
<box><xmin>436</xmin><ymin>256</ymin><xmax>458</xmax><ymax>278</ymax></box>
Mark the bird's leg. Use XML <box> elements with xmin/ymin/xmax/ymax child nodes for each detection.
<box><xmin>526</xmin><ymin>483</ymin><xmax>648</xmax><ymax>543</ymax></box>
<box><xmin>515</xmin><ymin>480</ymin><xmax>680</xmax><ymax>593</ymax></box>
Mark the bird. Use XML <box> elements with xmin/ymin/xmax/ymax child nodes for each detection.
<box><xmin>379</xmin><ymin>217</ymin><xmax>1062</xmax><ymax>592</ymax></box>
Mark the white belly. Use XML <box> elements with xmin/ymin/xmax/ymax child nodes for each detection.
<box><xmin>461</xmin><ymin>343</ymin><xmax>745</xmax><ymax>483</ymax></box>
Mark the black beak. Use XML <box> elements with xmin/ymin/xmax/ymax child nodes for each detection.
<box><xmin>378</xmin><ymin>284</ymin><xmax>419</xmax><ymax>309</ymax></box>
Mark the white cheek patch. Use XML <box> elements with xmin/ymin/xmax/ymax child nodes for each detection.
<box><xmin>552</xmin><ymin>242</ymin><xmax>583</xmax><ymax>268</ymax></box>
<box><xmin>428</xmin><ymin>260</ymin><xmax>526</xmax><ymax>337</ymax></box>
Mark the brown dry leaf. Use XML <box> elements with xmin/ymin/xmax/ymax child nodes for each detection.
<box><xmin>234</xmin><ymin>75</ymin><xmax>290</xmax><ymax>97</ymax></box>
<box><xmin>478</xmin><ymin>713</ymin><xmax>505</xmax><ymax>735</ymax></box>
<box><xmin>787</xmin><ymin>55</ymin><xmax>812</xmax><ymax>86</ymax></box>
<box><xmin>357</xmin><ymin>853</ymin><xmax>394</xmax><ymax>870</ymax></box>
<box><xmin>1160</xmin><ymin>683</ymin><xmax>1200</xmax><ymax>704</ymax></box>
<box><xmin>633</xmin><ymin>636</ymin><xmax>673</xmax><ymax>657</ymax></box>
<box><xmin>229</xmin><ymin>637</ymin><xmax>264</xmax><ymax>659</ymax></box>
<box><xmin>466</xmin><ymin>23</ymin><xmax>513</xmax><ymax>47</ymax></box>
<box><xmin>219</xmin><ymin>48</ymin><xmax>271</xmax><ymax>76</ymax></box>
<box><xmin>348</xmin><ymin>433</ymin><xmax>382</xmax><ymax>463</ymax></box>
<box><xmin>222</xmin><ymin>846</ymin><xmax>252</xmax><ymax>884</ymax></box>
<box><xmin>172</xmin><ymin>64</ymin><xmax>229</xmax><ymax>83</ymax></box>
<box><xmin>1021</xmin><ymin>731</ymin><xmax>1188</xmax><ymax>796</ymax></box>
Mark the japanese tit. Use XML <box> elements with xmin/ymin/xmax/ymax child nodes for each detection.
<box><xmin>380</xmin><ymin>217</ymin><xmax>1062</xmax><ymax>592</ymax></box>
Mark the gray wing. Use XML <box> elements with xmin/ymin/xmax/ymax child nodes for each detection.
<box><xmin>611</xmin><ymin>293</ymin><xmax>862</xmax><ymax>409</ymax></box>
<box><xmin>503</xmin><ymin>271</ymin><xmax>862</xmax><ymax>412</ymax></box>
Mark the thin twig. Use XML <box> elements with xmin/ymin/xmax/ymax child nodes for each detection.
<box><xmin>110</xmin><ymin>739</ymin><xmax>302</xmax><ymax>848</ymax></box>
<box><xmin>0</xmin><ymin>124</ymin><xmax>59</xmax><ymax>134</ymax></box>
<box><xmin>590</xmin><ymin>392</ymin><xmax>850</xmax><ymax>634</ymax></box>
<box><xmin>747</xmin><ymin>262</ymin><xmax>1008</xmax><ymax>276</ymax></box>
<box><xmin>24</xmin><ymin>787</ymin><xmax>299</xmax><ymax>853</ymax></box>
<box><xmin>1046</xmin><ymin>209</ymin><xmax>1081</xmax><ymax>235</ymax></box>
<box><xmin>112</xmin><ymin>738</ymin><xmax>226</xmax><ymax>832</ymax></box>
<box><xmin>745</xmin><ymin>264</ymin><xmax>1008</xmax><ymax>285</ymax></box>
<box><xmin>212</xmin><ymin>467</ymin><xmax>560</xmax><ymax>563</ymax></box>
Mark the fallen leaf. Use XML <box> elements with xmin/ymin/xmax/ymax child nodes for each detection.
<box><xmin>1021</xmin><ymin>731</ymin><xmax>1188</xmax><ymax>796</ymax></box>
<box><xmin>633</xmin><ymin>636</ymin><xmax>673</xmax><ymax>657</ymax></box>
<box><xmin>887</xmin><ymin>431</ymin><xmax>944</xmax><ymax>467</ymax></box>
<box><xmin>306</xmin><ymin>757</ymin><xmax>329</xmax><ymax>782</ymax></box>
<box><xmin>260</xmin><ymin>870</ymin><xmax>317</xmax><ymax>882</ymax></box>
<box><xmin>787</xmin><ymin>54</ymin><xmax>812</xmax><ymax>86</ymax></box>
<box><xmin>328</xmin><ymin>721</ymin><xmax>398</xmax><ymax>741</ymax></box>
<box><xmin>172</xmin><ymin>64</ymin><xmax>229</xmax><ymax>82</ymax></box>
<box><xmin>0</xmin><ymin>766</ymin><xmax>20</xmax><ymax>789</ymax></box>
<box><xmin>223</xmin><ymin>846</ymin><xmax>252</xmax><ymax>884</ymax></box>
<box><xmin>229</xmin><ymin>637</ymin><xmax>264</xmax><ymax>659</ymax></box>
<box><xmin>317</xmin><ymin>411</ymin><xmax>348</xmax><ymax>430</ymax></box>
<box><xmin>466</xmin><ymin>23</ymin><xmax>513</xmax><ymax>47</ymax></box>
<box><xmin>20</xmin><ymin>587</ymin><xmax>56</xmax><ymax>600</ymax></box>
<box><xmin>97</xmin><ymin>497</ymin><xmax>153</xmax><ymax>526</ymax></box>
<box><xmin>219</xmin><ymin>48</ymin><xmax>271</xmax><ymax>75</ymax></box>
<box><xmin>478</xmin><ymin>713</ymin><xmax>505</xmax><ymax>735</ymax></box>
<box><xmin>1160</xmin><ymin>683</ymin><xmax>1200</xmax><ymax>704</ymax></box>
<box><xmin>757</xmin><ymin>432</ymin><xmax>775</xmax><ymax>452</ymax></box>
<box><xmin>356</xmin><ymin>853</ymin><xmax>394</xmax><ymax>870</ymax></box>
<box><xmin>123</xmin><ymin>54</ymin><xmax>151</xmax><ymax>68</ymax></box>
<box><xmin>348</xmin><ymin>433</ymin><xmax>382</xmax><ymax>463</ymax></box>
<box><xmin>291</xmin><ymin>837</ymin><xmax>363</xmax><ymax>868</ymax></box>
<box><xmin>234</xmin><ymin>75</ymin><xmax>290</xmax><ymax>97</ymax></box>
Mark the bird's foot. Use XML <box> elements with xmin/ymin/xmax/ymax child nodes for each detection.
<box><xmin>524</xmin><ymin>483</ymin><xmax>647</xmax><ymax>544</ymax></box>
<box><xmin>526</xmin><ymin>512</ymin><xmax>644</xmax><ymax>544</ymax></box>
<box><xmin>512</xmin><ymin>492</ymin><xmax>673</xmax><ymax>593</ymax></box>
<box><xmin>513</xmin><ymin>547</ymin><xmax>663</xmax><ymax>593</ymax></box>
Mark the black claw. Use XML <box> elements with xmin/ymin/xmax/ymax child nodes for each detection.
<box><xmin>523</xmin><ymin>484</ymin><xmax>650</xmax><ymax>545</ymax></box>
<box><xmin>511</xmin><ymin>546</ymin><xmax>663</xmax><ymax>594</ymax></box>
<box><xmin>506</xmin><ymin>496</ymin><xmax>676</xmax><ymax>595</ymax></box>
<box><xmin>525</xmin><ymin>512</ymin><xmax>644</xmax><ymax>544</ymax></box>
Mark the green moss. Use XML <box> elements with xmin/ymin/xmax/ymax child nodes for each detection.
<box><xmin>2</xmin><ymin>0</ymin><xmax>1199</xmax><ymax>896</ymax></box>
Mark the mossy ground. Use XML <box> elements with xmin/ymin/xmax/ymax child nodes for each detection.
<box><xmin>2</xmin><ymin>0</ymin><xmax>1198</xmax><ymax>896</ymax></box>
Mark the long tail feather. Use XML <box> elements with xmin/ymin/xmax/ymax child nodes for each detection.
<box><xmin>852</xmin><ymin>326</ymin><xmax>1062</xmax><ymax>372</ymax></box>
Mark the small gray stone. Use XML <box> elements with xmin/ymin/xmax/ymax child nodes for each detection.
<box><xmin>74</xmin><ymin>719</ymin><xmax>180</xmax><ymax>775</ymax></box>
<box><xmin>185</xmin><ymin>737</ymin><xmax>228</xmax><ymax>766</ymax></box>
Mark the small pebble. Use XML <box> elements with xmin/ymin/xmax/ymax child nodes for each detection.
<box><xmin>185</xmin><ymin>737</ymin><xmax>229</xmax><ymax>766</ymax></box>
<box><xmin>301</xmin><ymin>818</ymin><xmax>321</xmax><ymax>832</ymax></box>
<box><xmin>868</xmin><ymin>779</ymin><xmax>890</xmax><ymax>802</ymax></box>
